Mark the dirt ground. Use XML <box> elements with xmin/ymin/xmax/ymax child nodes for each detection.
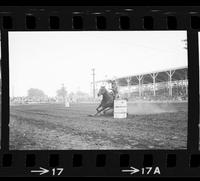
<box><xmin>9</xmin><ymin>102</ymin><xmax>188</xmax><ymax>150</ymax></box>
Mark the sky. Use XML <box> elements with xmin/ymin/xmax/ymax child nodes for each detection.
<box><xmin>9</xmin><ymin>31</ymin><xmax>188</xmax><ymax>97</ymax></box>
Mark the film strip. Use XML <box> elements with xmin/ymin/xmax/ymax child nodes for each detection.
<box><xmin>0</xmin><ymin>6</ymin><xmax>199</xmax><ymax>177</ymax></box>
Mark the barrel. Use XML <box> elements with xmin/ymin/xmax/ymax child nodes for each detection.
<box><xmin>65</xmin><ymin>98</ymin><xmax>70</xmax><ymax>107</ymax></box>
<box><xmin>114</xmin><ymin>99</ymin><xmax>127</xmax><ymax>118</ymax></box>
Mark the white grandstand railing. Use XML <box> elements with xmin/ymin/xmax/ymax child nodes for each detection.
<box><xmin>118</xmin><ymin>79</ymin><xmax>188</xmax><ymax>94</ymax></box>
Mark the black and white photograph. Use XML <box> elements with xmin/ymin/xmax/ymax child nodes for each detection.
<box><xmin>0</xmin><ymin>32</ymin><xmax>1</xmax><ymax>149</ymax></box>
<box><xmin>198</xmin><ymin>32</ymin><xmax>200</xmax><ymax>149</ymax></box>
<box><xmin>9</xmin><ymin>31</ymin><xmax>188</xmax><ymax>150</ymax></box>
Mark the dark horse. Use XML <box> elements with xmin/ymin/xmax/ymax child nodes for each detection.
<box><xmin>95</xmin><ymin>86</ymin><xmax>115</xmax><ymax>116</ymax></box>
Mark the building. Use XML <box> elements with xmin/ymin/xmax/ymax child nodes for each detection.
<box><xmin>93</xmin><ymin>66</ymin><xmax>188</xmax><ymax>101</ymax></box>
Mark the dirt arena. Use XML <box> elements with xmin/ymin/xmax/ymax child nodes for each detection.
<box><xmin>9</xmin><ymin>102</ymin><xmax>188</xmax><ymax>150</ymax></box>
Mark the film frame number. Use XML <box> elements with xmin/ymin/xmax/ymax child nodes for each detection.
<box><xmin>122</xmin><ymin>166</ymin><xmax>161</xmax><ymax>175</ymax></box>
<box><xmin>52</xmin><ymin>168</ymin><xmax>64</xmax><ymax>176</ymax></box>
<box><xmin>30</xmin><ymin>167</ymin><xmax>64</xmax><ymax>176</ymax></box>
<box><xmin>141</xmin><ymin>167</ymin><xmax>161</xmax><ymax>175</ymax></box>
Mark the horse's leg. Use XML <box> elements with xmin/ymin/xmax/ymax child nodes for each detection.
<box><xmin>103</xmin><ymin>101</ymin><xmax>114</xmax><ymax>114</ymax></box>
<box><xmin>103</xmin><ymin>107</ymin><xmax>109</xmax><ymax>114</ymax></box>
<box><xmin>96</xmin><ymin>102</ymin><xmax>102</xmax><ymax>112</ymax></box>
<box><xmin>96</xmin><ymin>105</ymin><xmax>100</xmax><ymax>112</ymax></box>
<box><xmin>103</xmin><ymin>107</ymin><xmax>112</xmax><ymax>114</ymax></box>
<box><xmin>95</xmin><ymin>107</ymin><xmax>106</xmax><ymax>116</ymax></box>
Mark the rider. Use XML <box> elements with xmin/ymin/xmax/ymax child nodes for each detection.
<box><xmin>111</xmin><ymin>80</ymin><xmax>119</xmax><ymax>99</ymax></box>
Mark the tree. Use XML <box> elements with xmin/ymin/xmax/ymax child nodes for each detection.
<box><xmin>56</xmin><ymin>84</ymin><xmax>67</xmax><ymax>100</ymax></box>
<box><xmin>27</xmin><ymin>88</ymin><xmax>46</xmax><ymax>98</ymax></box>
<box><xmin>68</xmin><ymin>92</ymin><xmax>75</xmax><ymax>98</ymax></box>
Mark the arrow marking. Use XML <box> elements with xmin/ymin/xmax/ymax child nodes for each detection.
<box><xmin>122</xmin><ymin>167</ymin><xmax>140</xmax><ymax>175</ymax></box>
<box><xmin>31</xmin><ymin>167</ymin><xmax>49</xmax><ymax>175</ymax></box>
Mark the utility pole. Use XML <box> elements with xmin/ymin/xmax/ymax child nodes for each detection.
<box><xmin>92</xmin><ymin>68</ymin><xmax>96</xmax><ymax>98</ymax></box>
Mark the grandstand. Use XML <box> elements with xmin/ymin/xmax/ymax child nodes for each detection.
<box><xmin>94</xmin><ymin>66</ymin><xmax>188</xmax><ymax>101</ymax></box>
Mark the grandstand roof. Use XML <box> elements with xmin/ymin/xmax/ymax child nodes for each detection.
<box><xmin>96</xmin><ymin>66</ymin><xmax>187</xmax><ymax>85</ymax></box>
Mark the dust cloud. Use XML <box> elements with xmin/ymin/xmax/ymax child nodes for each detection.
<box><xmin>127</xmin><ymin>102</ymin><xmax>177</xmax><ymax>115</ymax></box>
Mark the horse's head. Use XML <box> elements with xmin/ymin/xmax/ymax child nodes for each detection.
<box><xmin>97</xmin><ymin>86</ymin><xmax>107</xmax><ymax>97</ymax></box>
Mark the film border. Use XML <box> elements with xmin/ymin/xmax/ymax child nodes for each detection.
<box><xmin>0</xmin><ymin>6</ymin><xmax>199</xmax><ymax>177</ymax></box>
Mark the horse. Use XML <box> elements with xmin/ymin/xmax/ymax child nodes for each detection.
<box><xmin>95</xmin><ymin>86</ymin><xmax>115</xmax><ymax>116</ymax></box>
